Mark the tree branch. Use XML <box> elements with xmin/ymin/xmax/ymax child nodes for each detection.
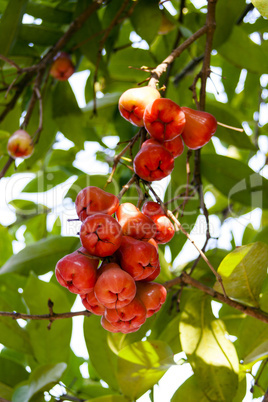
<box><xmin>0</xmin><ymin>309</ymin><xmax>92</xmax><ymax>321</ymax></box>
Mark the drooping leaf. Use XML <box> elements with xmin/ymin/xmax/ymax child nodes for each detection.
<box><xmin>0</xmin><ymin>355</ymin><xmax>29</xmax><ymax>387</ymax></box>
<box><xmin>12</xmin><ymin>362</ymin><xmax>67</xmax><ymax>402</ymax></box>
<box><xmin>214</xmin><ymin>242</ymin><xmax>268</xmax><ymax>307</ymax></box>
<box><xmin>0</xmin><ymin>224</ymin><xmax>13</xmax><ymax>266</ymax></box>
<box><xmin>0</xmin><ymin>235</ymin><xmax>80</xmax><ymax>275</ymax></box>
<box><xmin>179</xmin><ymin>291</ymin><xmax>239</xmax><ymax>401</ymax></box>
<box><xmin>117</xmin><ymin>340</ymin><xmax>174</xmax><ymax>400</ymax></box>
<box><xmin>171</xmin><ymin>374</ymin><xmax>210</xmax><ymax>402</ymax></box>
<box><xmin>130</xmin><ymin>0</ymin><xmax>162</xmax><ymax>45</ymax></box>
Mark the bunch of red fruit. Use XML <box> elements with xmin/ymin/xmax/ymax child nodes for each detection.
<box><xmin>118</xmin><ymin>86</ymin><xmax>217</xmax><ymax>182</ymax></box>
<box><xmin>55</xmin><ymin>186</ymin><xmax>175</xmax><ymax>333</ymax></box>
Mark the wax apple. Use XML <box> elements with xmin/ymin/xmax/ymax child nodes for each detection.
<box><xmin>101</xmin><ymin>316</ymin><xmax>141</xmax><ymax>333</ymax></box>
<box><xmin>116</xmin><ymin>202</ymin><xmax>157</xmax><ymax>240</ymax></box>
<box><xmin>144</xmin><ymin>98</ymin><xmax>185</xmax><ymax>141</ymax></box>
<box><xmin>50</xmin><ymin>52</ymin><xmax>75</xmax><ymax>81</ymax></box>
<box><xmin>7</xmin><ymin>130</ymin><xmax>34</xmax><ymax>159</ymax></box>
<box><xmin>80</xmin><ymin>290</ymin><xmax>105</xmax><ymax>316</ymax></box>
<box><xmin>181</xmin><ymin>107</ymin><xmax>217</xmax><ymax>150</ymax></box>
<box><xmin>55</xmin><ymin>247</ymin><xmax>98</xmax><ymax>294</ymax></box>
<box><xmin>136</xmin><ymin>282</ymin><xmax>167</xmax><ymax>317</ymax></box>
<box><xmin>104</xmin><ymin>296</ymin><xmax>146</xmax><ymax>332</ymax></box>
<box><xmin>142</xmin><ymin>201</ymin><xmax>175</xmax><ymax>244</ymax></box>
<box><xmin>75</xmin><ymin>186</ymin><xmax>119</xmax><ymax>221</ymax></box>
<box><xmin>117</xmin><ymin>236</ymin><xmax>159</xmax><ymax>281</ymax></box>
<box><xmin>134</xmin><ymin>141</ymin><xmax>174</xmax><ymax>182</ymax></box>
<box><xmin>80</xmin><ymin>213</ymin><xmax>122</xmax><ymax>257</ymax></box>
<box><xmin>94</xmin><ymin>263</ymin><xmax>136</xmax><ymax>309</ymax></box>
<box><xmin>118</xmin><ymin>86</ymin><xmax>160</xmax><ymax>127</ymax></box>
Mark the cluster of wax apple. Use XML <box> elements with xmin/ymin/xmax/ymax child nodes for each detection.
<box><xmin>118</xmin><ymin>86</ymin><xmax>217</xmax><ymax>182</ymax></box>
<box><xmin>55</xmin><ymin>186</ymin><xmax>175</xmax><ymax>333</ymax></box>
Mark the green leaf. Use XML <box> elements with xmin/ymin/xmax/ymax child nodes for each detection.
<box><xmin>259</xmin><ymin>276</ymin><xmax>268</xmax><ymax>313</ymax></box>
<box><xmin>236</xmin><ymin>316</ymin><xmax>268</xmax><ymax>364</ymax></box>
<box><xmin>19</xmin><ymin>24</ymin><xmax>62</xmax><ymax>46</ymax></box>
<box><xmin>12</xmin><ymin>362</ymin><xmax>67</xmax><ymax>402</ymax></box>
<box><xmin>218</xmin><ymin>304</ymin><xmax>246</xmax><ymax>338</ymax></box>
<box><xmin>252</xmin><ymin>360</ymin><xmax>268</xmax><ymax>398</ymax></box>
<box><xmin>214</xmin><ymin>242</ymin><xmax>268</xmax><ymax>307</ymax></box>
<box><xmin>206</xmin><ymin>102</ymin><xmax>255</xmax><ymax>150</ymax></box>
<box><xmin>179</xmin><ymin>291</ymin><xmax>239</xmax><ymax>401</ymax></box>
<box><xmin>201</xmin><ymin>154</ymin><xmax>268</xmax><ymax>209</ymax></box>
<box><xmin>0</xmin><ymin>355</ymin><xmax>29</xmax><ymax>387</ymax></box>
<box><xmin>0</xmin><ymin>129</ymin><xmax>10</xmax><ymax>153</ymax></box>
<box><xmin>0</xmin><ymin>0</ymin><xmax>28</xmax><ymax>56</ymax></box>
<box><xmin>23</xmin><ymin>274</ymin><xmax>73</xmax><ymax>364</ymax></box>
<box><xmin>0</xmin><ymin>382</ymin><xmax>13</xmax><ymax>400</ymax></box>
<box><xmin>0</xmin><ymin>224</ymin><xmax>13</xmax><ymax>266</ymax></box>
<box><xmin>9</xmin><ymin>199</ymin><xmax>50</xmax><ymax>216</ymax></box>
<box><xmin>0</xmin><ymin>235</ymin><xmax>80</xmax><ymax>275</ymax></box>
<box><xmin>83</xmin><ymin>396</ymin><xmax>129</xmax><ymax>402</ymax></box>
<box><xmin>84</xmin><ymin>315</ymin><xmax>119</xmax><ymax>390</ymax></box>
<box><xmin>130</xmin><ymin>0</ymin><xmax>162</xmax><ymax>44</ymax></box>
<box><xmin>251</xmin><ymin>0</ymin><xmax>268</xmax><ymax>18</ymax></box>
<box><xmin>22</xmin><ymin>169</ymin><xmax>70</xmax><ymax>193</ymax></box>
<box><xmin>218</xmin><ymin>26</ymin><xmax>268</xmax><ymax>74</ymax></box>
<box><xmin>26</xmin><ymin>1</ymin><xmax>72</xmax><ymax>24</ymax></box>
<box><xmin>117</xmin><ymin>340</ymin><xmax>174</xmax><ymax>400</ymax></box>
<box><xmin>171</xmin><ymin>374</ymin><xmax>210</xmax><ymax>402</ymax></box>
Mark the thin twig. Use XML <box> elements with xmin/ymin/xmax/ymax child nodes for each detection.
<box><xmin>0</xmin><ymin>309</ymin><xmax>92</xmax><ymax>321</ymax></box>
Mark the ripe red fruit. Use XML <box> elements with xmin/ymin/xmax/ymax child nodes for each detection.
<box><xmin>55</xmin><ymin>247</ymin><xmax>98</xmax><ymax>294</ymax></box>
<box><xmin>80</xmin><ymin>213</ymin><xmax>123</xmax><ymax>257</ymax></box>
<box><xmin>136</xmin><ymin>281</ymin><xmax>167</xmax><ymax>317</ymax></box>
<box><xmin>49</xmin><ymin>52</ymin><xmax>75</xmax><ymax>81</ymax></box>
<box><xmin>144</xmin><ymin>98</ymin><xmax>185</xmax><ymax>141</ymax></box>
<box><xmin>134</xmin><ymin>141</ymin><xmax>174</xmax><ymax>182</ymax></box>
<box><xmin>116</xmin><ymin>202</ymin><xmax>157</xmax><ymax>240</ymax></box>
<box><xmin>101</xmin><ymin>316</ymin><xmax>141</xmax><ymax>333</ymax></box>
<box><xmin>181</xmin><ymin>107</ymin><xmax>217</xmax><ymax>150</ymax></box>
<box><xmin>142</xmin><ymin>137</ymin><xmax>184</xmax><ymax>158</ymax></box>
<box><xmin>80</xmin><ymin>290</ymin><xmax>105</xmax><ymax>316</ymax></box>
<box><xmin>143</xmin><ymin>263</ymin><xmax>160</xmax><ymax>281</ymax></box>
<box><xmin>142</xmin><ymin>201</ymin><xmax>175</xmax><ymax>244</ymax></box>
<box><xmin>104</xmin><ymin>296</ymin><xmax>147</xmax><ymax>332</ymax></box>
<box><xmin>94</xmin><ymin>263</ymin><xmax>136</xmax><ymax>309</ymax></box>
<box><xmin>75</xmin><ymin>186</ymin><xmax>119</xmax><ymax>222</ymax></box>
<box><xmin>118</xmin><ymin>86</ymin><xmax>160</xmax><ymax>127</ymax></box>
<box><xmin>7</xmin><ymin>130</ymin><xmax>34</xmax><ymax>159</ymax></box>
<box><xmin>117</xmin><ymin>236</ymin><xmax>160</xmax><ymax>281</ymax></box>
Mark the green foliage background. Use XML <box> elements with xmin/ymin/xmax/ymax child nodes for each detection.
<box><xmin>0</xmin><ymin>0</ymin><xmax>268</xmax><ymax>401</ymax></box>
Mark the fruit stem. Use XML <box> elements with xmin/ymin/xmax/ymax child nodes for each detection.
<box><xmin>217</xmin><ymin>122</ymin><xmax>244</xmax><ymax>132</ymax></box>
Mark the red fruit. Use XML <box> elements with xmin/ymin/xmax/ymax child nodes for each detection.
<box><xmin>75</xmin><ymin>186</ymin><xmax>119</xmax><ymax>222</ymax></box>
<box><xmin>50</xmin><ymin>52</ymin><xmax>75</xmax><ymax>81</ymax></box>
<box><xmin>80</xmin><ymin>290</ymin><xmax>105</xmax><ymax>316</ymax></box>
<box><xmin>116</xmin><ymin>202</ymin><xmax>157</xmax><ymax>240</ymax></box>
<box><xmin>143</xmin><ymin>263</ymin><xmax>160</xmax><ymax>282</ymax></box>
<box><xmin>94</xmin><ymin>263</ymin><xmax>136</xmax><ymax>309</ymax></box>
<box><xmin>144</xmin><ymin>98</ymin><xmax>185</xmax><ymax>141</ymax></box>
<box><xmin>181</xmin><ymin>107</ymin><xmax>217</xmax><ymax>150</ymax></box>
<box><xmin>55</xmin><ymin>247</ymin><xmax>98</xmax><ymax>294</ymax></box>
<box><xmin>7</xmin><ymin>130</ymin><xmax>34</xmax><ymax>159</ymax></box>
<box><xmin>142</xmin><ymin>201</ymin><xmax>175</xmax><ymax>244</ymax></box>
<box><xmin>104</xmin><ymin>296</ymin><xmax>147</xmax><ymax>332</ymax></box>
<box><xmin>101</xmin><ymin>316</ymin><xmax>141</xmax><ymax>334</ymax></box>
<box><xmin>142</xmin><ymin>137</ymin><xmax>184</xmax><ymax>158</ymax></box>
<box><xmin>117</xmin><ymin>236</ymin><xmax>160</xmax><ymax>281</ymax></box>
<box><xmin>136</xmin><ymin>282</ymin><xmax>167</xmax><ymax>317</ymax></box>
<box><xmin>80</xmin><ymin>213</ymin><xmax>122</xmax><ymax>257</ymax></box>
<box><xmin>134</xmin><ymin>142</ymin><xmax>174</xmax><ymax>182</ymax></box>
<box><xmin>118</xmin><ymin>86</ymin><xmax>160</xmax><ymax>127</ymax></box>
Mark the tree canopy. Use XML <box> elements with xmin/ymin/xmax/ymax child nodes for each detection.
<box><xmin>0</xmin><ymin>0</ymin><xmax>268</xmax><ymax>401</ymax></box>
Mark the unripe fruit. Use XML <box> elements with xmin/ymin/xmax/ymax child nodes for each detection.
<box><xmin>142</xmin><ymin>201</ymin><xmax>175</xmax><ymax>244</ymax></box>
<box><xmin>136</xmin><ymin>281</ymin><xmax>167</xmax><ymax>317</ymax></box>
<box><xmin>116</xmin><ymin>202</ymin><xmax>157</xmax><ymax>240</ymax></box>
<box><xmin>80</xmin><ymin>213</ymin><xmax>123</xmax><ymax>257</ymax></box>
<box><xmin>118</xmin><ymin>86</ymin><xmax>160</xmax><ymax>127</ymax></box>
<box><xmin>7</xmin><ymin>130</ymin><xmax>34</xmax><ymax>159</ymax></box>
<box><xmin>144</xmin><ymin>98</ymin><xmax>185</xmax><ymax>141</ymax></box>
<box><xmin>181</xmin><ymin>107</ymin><xmax>217</xmax><ymax>150</ymax></box>
<box><xmin>134</xmin><ymin>141</ymin><xmax>174</xmax><ymax>182</ymax></box>
<box><xmin>49</xmin><ymin>52</ymin><xmax>75</xmax><ymax>81</ymax></box>
<box><xmin>75</xmin><ymin>186</ymin><xmax>119</xmax><ymax>222</ymax></box>
<box><xmin>117</xmin><ymin>236</ymin><xmax>160</xmax><ymax>281</ymax></box>
<box><xmin>104</xmin><ymin>296</ymin><xmax>147</xmax><ymax>331</ymax></box>
<box><xmin>55</xmin><ymin>247</ymin><xmax>98</xmax><ymax>294</ymax></box>
<box><xmin>94</xmin><ymin>263</ymin><xmax>136</xmax><ymax>309</ymax></box>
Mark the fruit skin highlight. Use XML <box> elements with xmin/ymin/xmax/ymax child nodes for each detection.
<box><xmin>181</xmin><ymin>106</ymin><xmax>217</xmax><ymax>150</ymax></box>
<box><xmin>7</xmin><ymin>130</ymin><xmax>34</xmax><ymax>159</ymax></box>
<box><xmin>144</xmin><ymin>98</ymin><xmax>186</xmax><ymax>142</ymax></box>
<box><xmin>118</xmin><ymin>86</ymin><xmax>160</xmax><ymax>127</ymax></box>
